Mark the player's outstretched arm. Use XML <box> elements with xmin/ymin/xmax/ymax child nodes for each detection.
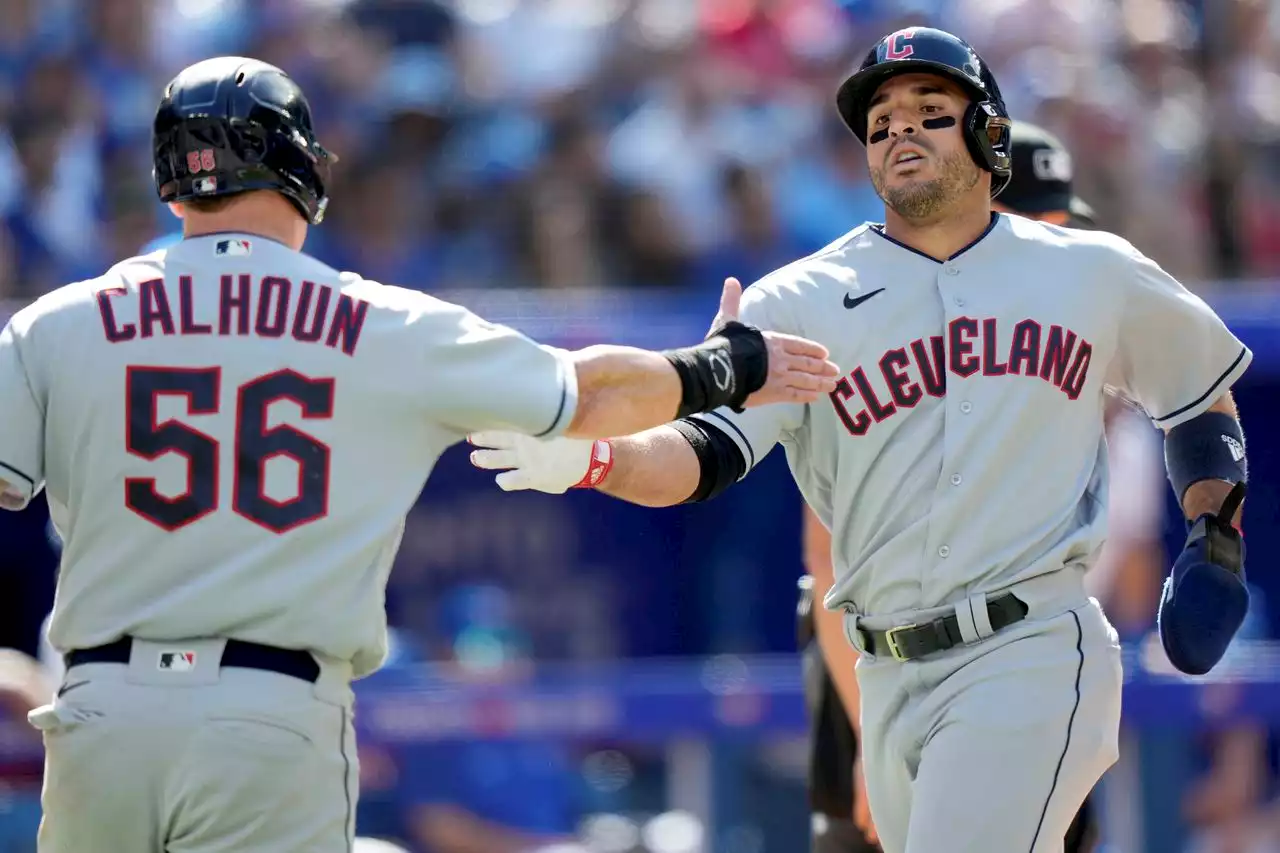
<box><xmin>562</xmin><ymin>279</ymin><xmax>838</xmax><ymax>440</ymax></box>
<box><xmin>470</xmin><ymin>280</ymin><xmax>815</xmax><ymax>507</ymax></box>
<box><xmin>468</xmin><ymin>425</ymin><xmax>702</xmax><ymax>508</ymax></box>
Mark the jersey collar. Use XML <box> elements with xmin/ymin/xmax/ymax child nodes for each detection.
<box><xmin>869</xmin><ymin>212</ymin><xmax>1003</xmax><ymax>264</ymax></box>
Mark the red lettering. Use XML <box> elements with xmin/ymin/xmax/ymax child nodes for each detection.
<box><xmin>880</xmin><ymin>348</ymin><xmax>922</xmax><ymax>408</ymax></box>
<box><xmin>96</xmin><ymin>287</ymin><xmax>136</xmax><ymax>343</ymax></box>
<box><xmin>851</xmin><ymin>367</ymin><xmax>895</xmax><ymax>422</ymax></box>
<box><xmin>1061</xmin><ymin>341</ymin><xmax>1092</xmax><ymax>400</ymax></box>
<box><xmin>255</xmin><ymin>276</ymin><xmax>291</xmax><ymax>338</ymax></box>
<box><xmin>292</xmin><ymin>282</ymin><xmax>331</xmax><ymax>343</ymax></box>
<box><xmin>1040</xmin><ymin>325</ymin><xmax>1077</xmax><ymax>387</ymax></box>
<box><xmin>885</xmin><ymin>28</ymin><xmax>916</xmax><ymax>59</ymax></box>
<box><xmin>910</xmin><ymin>336</ymin><xmax>946</xmax><ymax>397</ymax></box>
<box><xmin>219</xmin><ymin>274</ymin><xmax>251</xmax><ymax>336</ymax></box>
<box><xmin>139</xmin><ymin>278</ymin><xmax>175</xmax><ymax>338</ymax></box>
<box><xmin>326</xmin><ymin>294</ymin><xmax>368</xmax><ymax>357</ymax></box>
<box><xmin>830</xmin><ymin>378</ymin><xmax>871</xmax><ymax>437</ymax></box>
<box><xmin>1008</xmin><ymin>320</ymin><xmax>1041</xmax><ymax>377</ymax></box>
<box><xmin>179</xmin><ymin>276</ymin><xmax>212</xmax><ymax>335</ymax></box>
<box><xmin>981</xmin><ymin>319</ymin><xmax>1007</xmax><ymax>376</ymax></box>
<box><xmin>948</xmin><ymin>317</ymin><xmax>979</xmax><ymax>378</ymax></box>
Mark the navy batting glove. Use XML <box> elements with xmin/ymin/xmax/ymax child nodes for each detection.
<box><xmin>1158</xmin><ymin>482</ymin><xmax>1249</xmax><ymax>676</ymax></box>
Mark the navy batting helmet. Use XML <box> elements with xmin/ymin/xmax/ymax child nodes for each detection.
<box><xmin>835</xmin><ymin>27</ymin><xmax>1013</xmax><ymax>198</ymax></box>
<box><xmin>153</xmin><ymin>57</ymin><xmax>336</xmax><ymax>224</ymax></box>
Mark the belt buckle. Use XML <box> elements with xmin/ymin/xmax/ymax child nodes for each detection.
<box><xmin>884</xmin><ymin>623</ymin><xmax>918</xmax><ymax>662</ymax></box>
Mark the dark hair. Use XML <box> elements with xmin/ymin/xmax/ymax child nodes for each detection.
<box><xmin>182</xmin><ymin>195</ymin><xmax>241</xmax><ymax>214</ymax></box>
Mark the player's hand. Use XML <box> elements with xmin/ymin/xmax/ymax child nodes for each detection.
<box><xmin>709</xmin><ymin>278</ymin><xmax>841</xmax><ymax>408</ymax></box>
<box><xmin>468</xmin><ymin>431</ymin><xmax>610</xmax><ymax>494</ymax></box>
<box><xmin>853</xmin><ymin>755</ymin><xmax>879</xmax><ymax>845</ymax></box>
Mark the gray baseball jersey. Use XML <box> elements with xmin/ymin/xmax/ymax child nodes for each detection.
<box><xmin>0</xmin><ymin>233</ymin><xmax>577</xmax><ymax>678</ymax></box>
<box><xmin>691</xmin><ymin>213</ymin><xmax>1250</xmax><ymax>617</ymax></box>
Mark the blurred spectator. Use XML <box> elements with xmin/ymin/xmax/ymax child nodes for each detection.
<box><xmin>774</xmin><ymin>119</ymin><xmax>886</xmax><ymax>253</ymax></box>
<box><xmin>606</xmin><ymin>49</ymin><xmax>753</xmax><ymax>253</ymax></box>
<box><xmin>1180</xmin><ymin>591</ymin><xmax>1276</xmax><ymax>853</ymax></box>
<box><xmin>344</xmin><ymin>0</ymin><xmax>458</xmax><ymax>53</ymax></box>
<box><xmin>697</xmin><ymin>162</ymin><xmax>806</xmax><ymax>285</ymax></box>
<box><xmin>609</xmin><ymin>188</ymin><xmax>698</xmax><ymax>288</ymax></box>
<box><xmin>5</xmin><ymin>2</ymin><xmax>1280</xmax><ymax>849</ymax></box>
<box><xmin>3</xmin><ymin>107</ymin><xmax>100</xmax><ymax>296</ymax></box>
<box><xmin>512</xmin><ymin>115</ymin><xmax>617</xmax><ymax>288</ymax></box>
<box><xmin>392</xmin><ymin>587</ymin><xmax>586</xmax><ymax>853</ymax></box>
<box><xmin>0</xmin><ymin>0</ymin><xmax>1269</xmax><ymax>298</ymax></box>
<box><xmin>0</xmin><ymin>649</ymin><xmax>50</xmax><ymax>853</ymax></box>
<box><xmin>316</xmin><ymin>152</ymin><xmax>443</xmax><ymax>290</ymax></box>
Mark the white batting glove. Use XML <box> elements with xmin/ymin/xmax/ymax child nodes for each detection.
<box><xmin>468</xmin><ymin>431</ymin><xmax>614</xmax><ymax>494</ymax></box>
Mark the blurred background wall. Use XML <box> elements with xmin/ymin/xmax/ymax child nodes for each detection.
<box><xmin>4</xmin><ymin>1</ymin><xmax>1280</xmax><ymax>851</ymax></box>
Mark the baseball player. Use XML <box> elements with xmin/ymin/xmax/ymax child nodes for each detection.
<box><xmin>796</xmin><ymin>119</ymin><xmax>1109</xmax><ymax>853</ymax></box>
<box><xmin>0</xmin><ymin>57</ymin><xmax>839</xmax><ymax>853</ymax></box>
<box><xmin>469</xmin><ymin>27</ymin><xmax>1254</xmax><ymax>853</ymax></box>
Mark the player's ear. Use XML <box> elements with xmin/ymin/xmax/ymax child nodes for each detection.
<box><xmin>167</xmin><ymin>202</ymin><xmax>186</xmax><ymax>221</ymax></box>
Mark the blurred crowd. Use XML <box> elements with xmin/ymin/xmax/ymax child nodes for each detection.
<box><xmin>3</xmin><ymin>0</ymin><xmax>1280</xmax><ymax>302</ymax></box>
<box><xmin>4</xmin><ymin>1</ymin><xmax>1280</xmax><ymax>852</ymax></box>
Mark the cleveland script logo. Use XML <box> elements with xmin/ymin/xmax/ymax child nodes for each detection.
<box><xmin>830</xmin><ymin>317</ymin><xmax>1094</xmax><ymax>436</ymax></box>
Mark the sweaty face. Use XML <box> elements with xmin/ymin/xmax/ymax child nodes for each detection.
<box><xmin>865</xmin><ymin>73</ymin><xmax>981</xmax><ymax>220</ymax></box>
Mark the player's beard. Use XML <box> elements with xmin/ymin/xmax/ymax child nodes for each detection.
<box><xmin>870</xmin><ymin>148</ymin><xmax>980</xmax><ymax>221</ymax></box>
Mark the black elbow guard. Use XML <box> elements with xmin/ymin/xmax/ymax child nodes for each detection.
<box><xmin>670</xmin><ymin>418</ymin><xmax>748</xmax><ymax>503</ymax></box>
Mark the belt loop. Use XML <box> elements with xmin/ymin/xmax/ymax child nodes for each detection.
<box><xmin>956</xmin><ymin>597</ymin><xmax>981</xmax><ymax>644</ymax></box>
<box><xmin>842</xmin><ymin>609</ymin><xmax>872</xmax><ymax>657</ymax></box>
<box><xmin>970</xmin><ymin>593</ymin><xmax>995</xmax><ymax>639</ymax></box>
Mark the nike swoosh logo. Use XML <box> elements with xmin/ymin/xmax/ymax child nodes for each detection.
<box><xmin>843</xmin><ymin>288</ymin><xmax>885</xmax><ymax>310</ymax></box>
<box><xmin>57</xmin><ymin>680</ymin><xmax>89</xmax><ymax>698</ymax></box>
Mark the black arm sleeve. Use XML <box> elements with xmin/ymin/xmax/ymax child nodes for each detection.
<box><xmin>670</xmin><ymin>418</ymin><xmax>748</xmax><ymax>503</ymax></box>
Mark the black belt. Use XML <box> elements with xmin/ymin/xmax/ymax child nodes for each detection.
<box><xmin>64</xmin><ymin>637</ymin><xmax>321</xmax><ymax>683</ymax></box>
<box><xmin>861</xmin><ymin>593</ymin><xmax>1028</xmax><ymax>662</ymax></box>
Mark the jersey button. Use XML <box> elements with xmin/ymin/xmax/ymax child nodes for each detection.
<box><xmin>959</xmin><ymin>401</ymin><xmax>973</xmax><ymax>414</ymax></box>
<box><xmin>945</xmin><ymin>266</ymin><xmax>960</xmax><ymax>276</ymax></box>
<box><xmin>950</xmin><ymin>473</ymin><xmax>962</xmax><ymax>486</ymax></box>
<box><xmin>938</xmin><ymin>545</ymin><xmax>951</xmax><ymax>558</ymax></box>
<box><xmin>954</xmin><ymin>296</ymin><xmax>966</xmax><ymax>307</ymax></box>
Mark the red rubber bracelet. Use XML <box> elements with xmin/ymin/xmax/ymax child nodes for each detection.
<box><xmin>572</xmin><ymin>440</ymin><xmax>614</xmax><ymax>489</ymax></box>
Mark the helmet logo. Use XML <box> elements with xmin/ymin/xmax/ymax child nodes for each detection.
<box><xmin>1033</xmin><ymin>149</ymin><xmax>1072</xmax><ymax>182</ymax></box>
<box><xmin>885</xmin><ymin>29</ymin><xmax>917</xmax><ymax>60</ymax></box>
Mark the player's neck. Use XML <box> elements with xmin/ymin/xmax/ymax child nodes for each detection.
<box><xmin>180</xmin><ymin>196</ymin><xmax>308</xmax><ymax>252</ymax></box>
<box><xmin>881</xmin><ymin>201</ymin><xmax>994</xmax><ymax>262</ymax></box>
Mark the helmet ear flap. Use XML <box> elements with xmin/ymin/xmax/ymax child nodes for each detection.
<box><xmin>962</xmin><ymin>101</ymin><xmax>1013</xmax><ymax>198</ymax></box>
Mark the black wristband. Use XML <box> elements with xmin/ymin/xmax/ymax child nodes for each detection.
<box><xmin>663</xmin><ymin>321</ymin><xmax>769</xmax><ymax>418</ymax></box>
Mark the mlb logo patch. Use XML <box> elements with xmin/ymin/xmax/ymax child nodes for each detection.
<box><xmin>158</xmin><ymin>651</ymin><xmax>197</xmax><ymax>672</ymax></box>
<box><xmin>193</xmin><ymin>176</ymin><xmax>219</xmax><ymax>194</ymax></box>
<box><xmin>215</xmin><ymin>239</ymin><xmax>252</xmax><ymax>257</ymax></box>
